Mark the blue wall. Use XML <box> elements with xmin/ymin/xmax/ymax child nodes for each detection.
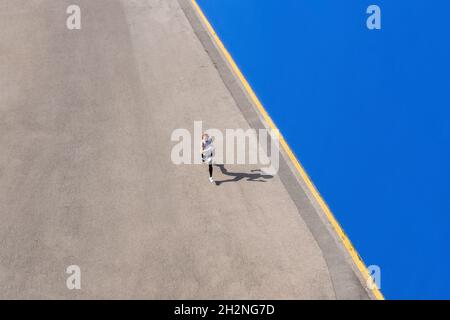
<box><xmin>197</xmin><ymin>0</ymin><xmax>450</xmax><ymax>299</ymax></box>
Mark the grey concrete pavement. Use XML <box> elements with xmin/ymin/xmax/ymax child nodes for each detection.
<box><xmin>0</xmin><ymin>0</ymin><xmax>370</xmax><ymax>299</ymax></box>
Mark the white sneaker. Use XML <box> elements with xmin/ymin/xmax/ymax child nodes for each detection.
<box><xmin>209</xmin><ymin>177</ymin><xmax>214</xmax><ymax>183</ymax></box>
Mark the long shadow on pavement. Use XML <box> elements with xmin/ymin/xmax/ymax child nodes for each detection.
<box><xmin>214</xmin><ymin>164</ymin><xmax>273</xmax><ymax>186</ymax></box>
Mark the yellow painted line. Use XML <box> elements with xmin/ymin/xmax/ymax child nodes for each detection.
<box><xmin>190</xmin><ymin>0</ymin><xmax>384</xmax><ymax>300</ymax></box>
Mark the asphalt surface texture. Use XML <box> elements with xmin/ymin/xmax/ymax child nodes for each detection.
<box><xmin>0</xmin><ymin>0</ymin><xmax>371</xmax><ymax>299</ymax></box>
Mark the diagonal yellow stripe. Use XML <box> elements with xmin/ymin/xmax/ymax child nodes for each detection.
<box><xmin>190</xmin><ymin>0</ymin><xmax>384</xmax><ymax>300</ymax></box>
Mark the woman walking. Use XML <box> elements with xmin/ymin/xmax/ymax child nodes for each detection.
<box><xmin>201</xmin><ymin>133</ymin><xmax>215</xmax><ymax>183</ymax></box>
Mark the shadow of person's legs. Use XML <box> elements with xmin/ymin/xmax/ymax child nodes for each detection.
<box><xmin>214</xmin><ymin>164</ymin><xmax>273</xmax><ymax>185</ymax></box>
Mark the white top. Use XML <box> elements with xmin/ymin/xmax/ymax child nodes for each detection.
<box><xmin>202</xmin><ymin>137</ymin><xmax>214</xmax><ymax>164</ymax></box>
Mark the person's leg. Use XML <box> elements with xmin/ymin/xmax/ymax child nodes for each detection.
<box><xmin>209</xmin><ymin>164</ymin><xmax>213</xmax><ymax>178</ymax></box>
